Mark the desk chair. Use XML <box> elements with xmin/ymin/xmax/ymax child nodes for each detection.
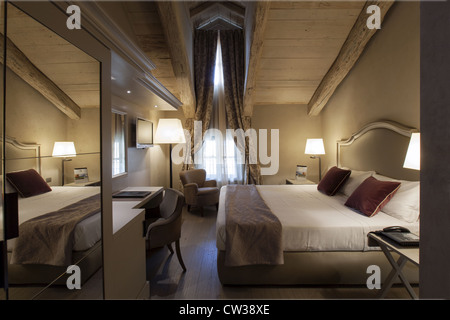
<box><xmin>145</xmin><ymin>188</ymin><xmax>186</xmax><ymax>272</ymax></box>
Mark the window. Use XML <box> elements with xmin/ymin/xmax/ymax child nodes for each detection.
<box><xmin>112</xmin><ymin>111</ymin><xmax>127</xmax><ymax>176</ymax></box>
<box><xmin>197</xmin><ymin>38</ymin><xmax>244</xmax><ymax>185</ymax></box>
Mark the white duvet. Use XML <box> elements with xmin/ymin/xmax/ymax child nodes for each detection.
<box><xmin>216</xmin><ymin>185</ymin><xmax>419</xmax><ymax>252</ymax></box>
<box><xmin>8</xmin><ymin>186</ymin><xmax>101</xmax><ymax>252</ymax></box>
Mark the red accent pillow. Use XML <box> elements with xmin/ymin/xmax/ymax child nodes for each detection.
<box><xmin>6</xmin><ymin>169</ymin><xmax>52</xmax><ymax>198</ymax></box>
<box><xmin>345</xmin><ymin>176</ymin><xmax>401</xmax><ymax>217</ymax></box>
<box><xmin>317</xmin><ymin>166</ymin><xmax>351</xmax><ymax>196</ymax></box>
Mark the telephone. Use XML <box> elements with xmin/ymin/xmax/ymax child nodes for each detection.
<box><xmin>383</xmin><ymin>226</ymin><xmax>410</xmax><ymax>233</ymax></box>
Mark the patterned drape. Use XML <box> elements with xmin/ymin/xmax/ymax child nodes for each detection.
<box><xmin>220</xmin><ymin>29</ymin><xmax>262</xmax><ymax>185</ymax></box>
<box><xmin>183</xmin><ymin>30</ymin><xmax>218</xmax><ymax>171</ymax></box>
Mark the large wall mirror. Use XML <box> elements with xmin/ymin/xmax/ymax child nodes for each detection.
<box><xmin>0</xmin><ymin>3</ymin><xmax>103</xmax><ymax>299</ymax></box>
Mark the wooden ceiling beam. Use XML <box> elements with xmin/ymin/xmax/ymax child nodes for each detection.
<box><xmin>156</xmin><ymin>1</ymin><xmax>195</xmax><ymax>118</ymax></box>
<box><xmin>190</xmin><ymin>1</ymin><xmax>245</xmax><ymax>18</ymax></box>
<box><xmin>243</xmin><ymin>1</ymin><xmax>271</xmax><ymax>117</ymax></box>
<box><xmin>307</xmin><ymin>0</ymin><xmax>394</xmax><ymax>116</ymax></box>
<box><xmin>0</xmin><ymin>33</ymin><xmax>81</xmax><ymax>120</ymax></box>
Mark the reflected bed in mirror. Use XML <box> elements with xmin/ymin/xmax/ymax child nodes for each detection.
<box><xmin>4</xmin><ymin>138</ymin><xmax>102</xmax><ymax>291</ymax></box>
<box><xmin>3</xmin><ymin>3</ymin><xmax>102</xmax><ymax>300</ymax></box>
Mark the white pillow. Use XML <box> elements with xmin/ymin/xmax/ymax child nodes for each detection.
<box><xmin>374</xmin><ymin>174</ymin><xmax>420</xmax><ymax>223</ymax></box>
<box><xmin>340</xmin><ymin>169</ymin><xmax>375</xmax><ymax>197</ymax></box>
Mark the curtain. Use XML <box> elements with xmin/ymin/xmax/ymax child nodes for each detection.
<box><xmin>183</xmin><ymin>30</ymin><xmax>218</xmax><ymax>171</ymax></box>
<box><xmin>196</xmin><ymin>35</ymin><xmax>245</xmax><ymax>187</ymax></box>
<box><xmin>220</xmin><ymin>29</ymin><xmax>262</xmax><ymax>185</ymax></box>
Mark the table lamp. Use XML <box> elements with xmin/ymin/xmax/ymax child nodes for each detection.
<box><xmin>305</xmin><ymin>138</ymin><xmax>325</xmax><ymax>181</ymax></box>
<box><xmin>52</xmin><ymin>141</ymin><xmax>76</xmax><ymax>186</ymax></box>
<box><xmin>403</xmin><ymin>132</ymin><xmax>420</xmax><ymax>170</ymax></box>
<box><xmin>154</xmin><ymin>119</ymin><xmax>186</xmax><ymax>188</ymax></box>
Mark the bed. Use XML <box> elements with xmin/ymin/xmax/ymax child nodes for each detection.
<box><xmin>216</xmin><ymin>121</ymin><xmax>420</xmax><ymax>285</ymax></box>
<box><xmin>3</xmin><ymin>137</ymin><xmax>102</xmax><ymax>285</ymax></box>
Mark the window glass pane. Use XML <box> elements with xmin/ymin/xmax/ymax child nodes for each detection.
<box><xmin>112</xmin><ymin>112</ymin><xmax>126</xmax><ymax>176</ymax></box>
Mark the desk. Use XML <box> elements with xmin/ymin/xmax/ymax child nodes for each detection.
<box><xmin>112</xmin><ymin>186</ymin><xmax>163</xmax><ymax>234</ymax></box>
<box><xmin>368</xmin><ymin>232</ymin><xmax>419</xmax><ymax>299</ymax></box>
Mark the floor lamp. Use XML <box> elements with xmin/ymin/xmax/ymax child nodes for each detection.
<box><xmin>305</xmin><ymin>138</ymin><xmax>325</xmax><ymax>181</ymax></box>
<box><xmin>52</xmin><ymin>141</ymin><xmax>76</xmax><ymax>186</ymax></box>
<box><xmin>154</xmin><ymin>119</ymin><xmax>186</xmax><ymax>188</ymax></box>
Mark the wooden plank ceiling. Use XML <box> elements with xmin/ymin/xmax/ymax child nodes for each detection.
<box><xmin>123</xmin><ymin>1</ymin><xmax>181</xmax><ymax>103</ymax></box>
<box><xmin>132</xmin><ymin>0</ymin><xmax>383</xmax><ymax>118</ymax></box>
<box><xmin>5</xmin><ymin>5</ymin><xmax>100</xmax><ymax>113</ymax></box>
<box><xmin>254</xmin><ymin>1</ymin><xmax>365</xmax><ymax>107</ymax></box>
<box><xmin>4</xmin><ymin>1</ymin><xmax>387</xmax><ymax>119</ymax></box>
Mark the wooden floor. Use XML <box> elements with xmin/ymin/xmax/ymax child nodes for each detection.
<box><xmin>2</xmin><ymin>205</ymin><xmax>419</xmax><ymax>300</ymax></box>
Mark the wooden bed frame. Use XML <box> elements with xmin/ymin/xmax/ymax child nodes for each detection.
<box><xmin>217</xmin><ymin>120</ymin><xmax>420</xmax><ymax>286</ymax></box>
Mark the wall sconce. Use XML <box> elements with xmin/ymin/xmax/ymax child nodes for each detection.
<box><xmin>52</xmin><ymin>141</ymin><xmax>76</xmax><ymax>186</ymax></box>
<box><xmin>305</xmin><ymin>138</ymin><xmax>325</xmax><ymax>181</ymax></box>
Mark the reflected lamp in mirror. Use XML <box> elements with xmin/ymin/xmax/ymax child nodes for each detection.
<box><xmin>52</xmin><ymin>141</ymin><xmax>76</xmax><ymax>186</ymax></box>
<box><xmin>154</xmin><ymin>119</ymin><xmax>185</xmax><ymax>188</ymax></box>
<box><xmin>305</xmin><ymin>138</ymin><xmax>325</xmax><ymax>181</ymax></box>
<box><xmin>403</xmin><ymin>132</ymin><xmax>420</xmax><ymax>170</ymax></box>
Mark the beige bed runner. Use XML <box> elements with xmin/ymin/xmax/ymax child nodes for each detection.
<box><xmin>11</xmin><ymin>194</ymin><xmax>101</xmax><ymax>266</ymax></box>
<box><xmin>225</xmin><ymin>185</ymin><xmax>283</xmax><ymax>266</ymax></box>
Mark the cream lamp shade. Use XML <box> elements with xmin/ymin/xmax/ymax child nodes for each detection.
<box><xmin>154</xmin><ymin>119</ymin><xmax>186</xmax><ymax>144</ymax></box>
<box><xmin>403</xmin><ymin>132</ymin><xmax>420</xmax><ymax>170</ymax></box>
<box><xmin>52</xmin><ymin>141</ymin><xmax>76</xmax><ymax>157</ymax></box>
<box><xmin>305</xmin><ymin>139</ymin><xmax>325</xmax><ymax>155</ymax></box>
<box><xmin>154</xmin><ymin>118</ymin><xmax>185</xmax><ymax>189</ymax></box>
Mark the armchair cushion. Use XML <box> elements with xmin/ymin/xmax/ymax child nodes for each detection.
<box><xmin>203</xmin><ymin>179</ymin><xmax>217</xmax><ymax>188</ymax></box>
<box><xmin>198</xmin><ymin>187</ymin><xmax>220</xmax><ymax>196</ymax></box>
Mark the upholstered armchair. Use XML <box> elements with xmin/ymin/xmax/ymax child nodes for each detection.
<box><xmin>145</xmin><ymin>188</ymin><xmax>186</xmax><ymax>272</ymax></box>
<box><xmin>179</xmin><ymin>169</ymin><xmax>220</xmax><ymax>216</ymax></box>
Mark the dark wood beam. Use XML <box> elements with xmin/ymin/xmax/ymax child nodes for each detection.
<box><xmin>190</xmin><ymin>1</ymin><xmax>245</xmax><ymax>18</ymax></box>
<box><xmin>0</xmin><ymin>33</ymin><xmax>81</xmax><ymax>119</ymax></box>
<box><xmin>157</xmin><ymin>2</ymin><xmax>195</xmax><ymax>119</ymax></box>
<box><xmin>243</xmin><ymin>1</ymin><xmax>271</xmax><ymax>117</ymax></box>
<box><xmin>307</xmin><ymin>0</ymin><xmax>395</xmax><ymax>116</ymax></box>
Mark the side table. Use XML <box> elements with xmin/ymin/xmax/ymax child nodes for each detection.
<box><xmin>286</xmin><ymin>178</ymin><xmax>316</xmax><ymax>185</ymax></box>
<box><xmin>368</xmin><ymin>232</ymin><xmax>419</xmax><ymax>299</ymax></box>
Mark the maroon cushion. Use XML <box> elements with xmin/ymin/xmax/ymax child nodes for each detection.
<box><xmin>6</xmin><ymin>169</ymin><xmax>52</xmax><ymax>198</ymax></box>
<box><xmin>345</xmin><ymin>176</ymin><xmax>401</xmax><ymax>217</ymax></box>
<box><xmin>317</xmin><ymin>166</ymin><xmax>351</xmax><ymax>196</ymax></box>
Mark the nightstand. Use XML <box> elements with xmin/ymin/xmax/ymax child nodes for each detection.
<box><xmin>368</xmin><ymin>232</ymin><xmax>419</xmax><ymax>299</ymax></box>
<box><xmin>64</xmin><ymin>180</ymin><xmax>101</xmax><ymax>187</ymax></box>
<box><xmin>286</xmin><ymin>178</ymin><xmax>315</xmax><ymax>185</ymax></box>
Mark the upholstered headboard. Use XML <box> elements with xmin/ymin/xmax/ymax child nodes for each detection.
<box><xmin>4</xmin><ymin>137</ymin><xmax>42</xmax><ymax>175</ymax></box>
<box><xmin>337</xmin><ymin>121</ymin><xmax>419</xmax><ymax>181</ymax></box>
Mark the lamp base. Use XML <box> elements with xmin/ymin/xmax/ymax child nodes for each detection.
<box><xmin>310</xmin><ymin>155</ymin><xmax>322</xmax><ymax>181</ymax></box>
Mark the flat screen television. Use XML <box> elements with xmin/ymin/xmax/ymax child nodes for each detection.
<box><xmin>136</xmin><ymin>117</ymin><xmax>153</xmax><ymax>148</ymax></box>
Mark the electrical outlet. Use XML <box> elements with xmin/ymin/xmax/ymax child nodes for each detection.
<box><xmin>46</xmin><ymin>177</ymin><xmax>52</xmax><ymax>183</ymax></box>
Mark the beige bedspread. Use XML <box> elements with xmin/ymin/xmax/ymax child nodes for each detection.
<box><xmin>224</xmin><ymin>185</ymin><xmax>283</xmax><ymax>266</ymax></box>
<box><xmin>10</xmin><ymin>194</ymin><xmax>101</xmax><ymax>266</ymax></box>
